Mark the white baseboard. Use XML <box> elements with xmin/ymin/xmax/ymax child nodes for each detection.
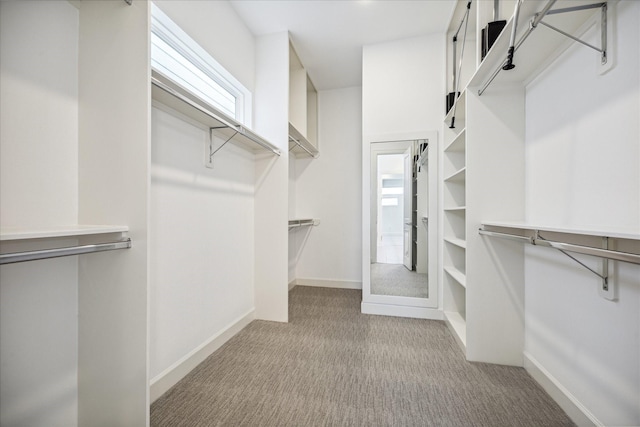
<box><xmin>288</xmin><ymin>279</ymin><xmax>296</xmax><ymax>291</ymax></box>
<box><xmin>361</xmin><ymin>301</ymin><xmax>444</xmax><ymax>320</ymax></box>
<box><xmin>523</xmin><ymin>352</ymin><xmax>601</xmax><ymax>427</ymax></box>
<box><xmin>150</xmin><ymin>309</ymin><xmax>255</xmax><ymax>403</ymax></box>
<box><xmin>294</xmin><ymin>278</ymin><xmax>362</xmax><ymax>290</ymax></box>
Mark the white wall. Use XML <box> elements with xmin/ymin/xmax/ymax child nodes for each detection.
<box><xmin>291</xmin><ymin>86</ymin><xmax>363</xmax><ymax>287</ymax></box>
<box><xmin>0</xmin><ymin>2</ymin><xmax>79</xmax><ymax>426</ymax></box>
<box><xmin>149</xmin><ymin>107</ymin><xmax>256</xmax><ymax>381</ymax></box>
<box><xmin>253</xmin><ymin>31</ymin><xmax>290</xmax><ymax>321</ymax></box>
<box><xmin>77</xmin><ymin>0</ymin><xmax>150</xmax><ymax>424</ymax></box>
<box><xmin>524</xmin><ymin>2</ymin><xmax>640</xmax><ymax>425</ymax></box>
<box><xmin>363</xmin><ymin>34</ymin><xmax>445</xmax><ymax>137</ymax></box>
<box><xmin>148</xmin><ymin>0</ymin><xmax>261</xmax><ymax>397</ymax></box>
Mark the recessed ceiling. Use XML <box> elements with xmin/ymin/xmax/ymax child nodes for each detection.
<box><xmin>229</xmin><ymin>0</ymin><xmax>456</xmax><ymax>91</ymax></box>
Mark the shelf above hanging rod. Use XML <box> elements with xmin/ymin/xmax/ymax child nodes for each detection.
<box><xmin>288</xmin><ymin>123</ymin><xmax>319</xmax><ymax>158</ymax></box>
<box><xmin>479</xmin><ymin>226</ymin><xmax>640</xmax><ymax>265</ymax></box>
<box><xmin>0</xmin><ymin>238</ymin><xmax>132</xmax><ymax>265</ymax></box>
<box><xmin>151</xmin><ymin>70</ymin><xmax>280</xmax><ymax>157</ymax></box>
<box><xmin>288</xmin><ymin>219</ymin><xmax>320</xmax><ymax>229</ymax></box>
<box><xmin>471</xmin><ymin>0</ymin><xmax>608</xmax><ymax>96</ymax></box>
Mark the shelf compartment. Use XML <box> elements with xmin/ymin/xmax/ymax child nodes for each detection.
<box><xmin>444</xmin><ymin>236</ymin><xmax>467</xmax><ymax>249</ymax></box>
<box><xmin>151</xmin><ymin>70</ymin><xmax>280</xmax><ymax>156</ymax></box>
<box><xmin>444</xmin><ymin>265</ymin><xmax>467</xmax><ymax>288</ymax></box>
<box><xmin>443</xmin><ymin>180</ymin><xmax>466</xmax><ymax>209</ymax></box>
<box><xmin>443</xmin><ymin>210</ymin><xmax>466</xmax><ymax>241</ymax></box>
<box><xmin>469</xmin><ymin>0</ymin><xmax>605</xmax><ymax>94</ymax></box>
<box><xmin>289</xmin><ymin>123</ymin><xmax>319</xmax><ymax>158</ymax></box>
<box><xmin>444</xmin><ymin>167</ymin><xmax>466</xmax><ymax>183</ymax></box>
<box><xmin>444</xmin><ymin>89</ymin><xmax>466</xmax><ymax>127</ymax></box>
<box><xmin>444</xmin><ymin>241</ymin><xmax>466</xmax><ymax>273</ymax></box>
<box><xmin>445</xmin><ymin>310</ymin><xmax>467</xmax><ymax>350</ymax></box>
<box><xmin>444</xmin><ymin>129</ymin><xmax>466</xmax><ymax>153</ymax></box>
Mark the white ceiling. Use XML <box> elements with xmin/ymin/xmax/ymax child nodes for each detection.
<box><xmin>229</xmin><ymin>0</ymin><xmax>456</xmax><ymax>90</ymax></box>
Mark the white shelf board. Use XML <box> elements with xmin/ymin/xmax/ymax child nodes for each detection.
<box><xmin>469</xmin><ymin>0</ymin><xmax>603</xmax><ymax>91</ymax></box>
<box><xmin>444</xmin><ymin>265</ymin><xmax>467</xmax><ymax>288</ymax></box>
<box><xmin>151</xmin><ymin>70</ymin><xmax>279</xmax><ymax>155</ymax></box>
<box><xmin>481</xmin><ymin>221</ymin><xmax>640</xmax><ymax>241</ymax></box>
<box><xmin>444</xmin><ymin>206</ymin><xmax>467</xmax><ymax>212</ymax></box>
<box><xmin>444</xmin><ymin>310</ymin><xmax>467</xmax><ymax>350</ymax></box>
<box><xmin>1</xmin><ymin>225</ymin><xmax>129</xmax><ymax>241</ymax></box>
<box><xmin>288</xmin><ymin>218</ymin><xmax>320</xmax><ymax>228</ymax></box>
<box><xmin>444</xmin><ymin>129</ymin><xmax>466</xmax><ymax>153</ymax></box>
<box><xmin>444</xmin><ymin>237</ymin><xmax>467</xmax><ymax>249</ymax></box>
<box><xmin>444</xmin><ymin>167</ymin><xmax>466</xmax><ymax>183</ymax></box>
<box><xmin>289</xmin><ymin>122</ymin><xmax>319</xmax><ymax>158</ymax></box>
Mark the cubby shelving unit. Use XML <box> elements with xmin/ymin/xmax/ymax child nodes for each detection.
<box><xmin>442</xmin><ymin>0</ymin><xmax>610</xmax><ymax>366</ymax></box>
<box><xmin>288</xmin><ymin>42</ymin><xmax>319</xmax><ymax>158</ymax></box>
<box><xmin>442</xmin><ymin>86</ymin><xmax>468</xmax><ymax>348</ymax></box>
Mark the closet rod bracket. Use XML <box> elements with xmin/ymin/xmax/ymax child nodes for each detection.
<box><xmin>208</xmin><ymin>127</ymin><xmax>238</xmax><ymax>168</ymax></box>
<box><xmin>534</xmin><ymin>231</ymin><xmax>609</xmax><ymax>287</ymax></box>
<box><xmin>537</xmin><ymin>2</ymin><xmax>607</xmax><ymax>65</ymax></box>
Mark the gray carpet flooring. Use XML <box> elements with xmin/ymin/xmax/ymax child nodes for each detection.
<box><xmin>151</xmin><ymin>286</ymin><xmax>574</xmax><ymax>427</ymax></box>
<box><xmin>370</xmin><ymin>263</ymin><xmax>428</xmax><ymax>298</ymax></box>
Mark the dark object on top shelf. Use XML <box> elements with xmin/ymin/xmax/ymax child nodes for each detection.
<box><xmin>446</xmin><ymin>91</ymin><xmax>460</xmax><ymax>114</ymax></box>
<box><xmin>481</xmin><ymin>20</ymin><xmax>507</xmax><ymax>60</ymax></box>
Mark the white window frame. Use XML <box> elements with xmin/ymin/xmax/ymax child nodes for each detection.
<box><xmin>150</xmin><ymin>3</ymin><xmax>252</xmax><ymax>126</ymax></box>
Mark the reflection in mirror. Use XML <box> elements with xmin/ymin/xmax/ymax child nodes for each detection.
<box><xmin>370</xmin><ymin>140</ymin><xmax>428</xmax><ymax>299</ymax></box>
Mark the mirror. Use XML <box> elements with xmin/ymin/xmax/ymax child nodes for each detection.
<box><xmin>370</xmin><ymin>140</ymin><xmax>429</xmax><ymax>299</ymax></box>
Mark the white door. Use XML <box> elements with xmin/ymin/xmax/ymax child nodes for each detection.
<box><xmin>403</xmin><ymin>146</ymin><xmax>412</xmax><ymax>270</ymax></box>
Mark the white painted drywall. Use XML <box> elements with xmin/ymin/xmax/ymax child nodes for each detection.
<box><xmin>77</xmin><ymin>0</ymin><xmax>150</xmax><ymax>424</ymax></box>
<box><xmin>0</xmin><ymin>2</ymin><xmax>79</xmax><ymax>425</ymax></box>
<box><xmin>0</xmin><ymin>0</ymin><xmax>78</xmax><ymax>227</ymax></box>
<box><xmin>149</xmin><ymin>106</ymin><xmax>256</xmax><ymax>380</ymax></box>
<box><xmin>363</xmin><ymin>34</ymin><xmax>445</xmax><ymax>138</ymax></box>
<box><xmin>292</xmin><ymin>86</ymin><xmax>363</xmax><ymax>286</ymax></box>
<box><xmin>148</xmin><ymin>0</ymin><xmax>261</xmax><ymax>393</ymax></box>
<box><xmin>254</xmin><ymin>31</ymin><xmax>290</xmax><ymax>322</ymax></box>
<box><xmin>524</xmin><ymin>2</ymin><xmax>640</xmax><ymax>425</ymax></box>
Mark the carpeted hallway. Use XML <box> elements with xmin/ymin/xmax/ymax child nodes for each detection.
<box><xmin>151</xmin><ymin>286</ymin><xmax>574</xmax><ymax>426</ymax></box>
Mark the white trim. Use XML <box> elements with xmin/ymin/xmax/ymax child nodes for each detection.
<box><xmin>150</xmin><ymin>309</ymin><xmax>255</xmax><ymax>402</ymax></box>
<box><xmin>523</xmin><ymin>352</ymin><xmax>601</xmax><ymax>427</ymax></box>
<box><xmin>361</xmin><ymin>302</ymin><xmax>444</xmax><ymax>320</ymax></box>
<box><xmin>294</xmin><ymin>278</ymin><xmax>362</xmax><ymax>290</ymax></box>
<box><xmin>288</xmin><ymin>279</ymin><xmax>297</xmax><ymax>291</ymax></box>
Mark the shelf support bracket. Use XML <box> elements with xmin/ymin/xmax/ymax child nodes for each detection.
<box><xmin>538</xmin><ymin>2</ymin><xmax>607</xmax><ymax>65</ymax></box>
<box><xmin>535</xmin><ymin>231</ymin><xmax>610</xmax><ymax>286</ymax></box>
<box><xmin>208</xmin><ymin>127</ymin><xmax>238</xmax><ymax>168</ymax></box>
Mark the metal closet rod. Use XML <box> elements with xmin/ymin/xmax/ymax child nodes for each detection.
<box><xmin>478</xmin><ymin>228</ymin><xmax>640</xmax><ymax>265</ymax></box>
<box><xmin>288</xmin><ymin>136</ymin><xmax>316</xmax><ymax>158</ymax></box>
<box><xmin>152</xmin><ymin>76</ymin><xmax>280</xmax><ymax>156</ymax></box>
<box><xmin>0</xmin><ymin>238</ymin><xmax>132</xmax><ymax>265</ymax></box>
